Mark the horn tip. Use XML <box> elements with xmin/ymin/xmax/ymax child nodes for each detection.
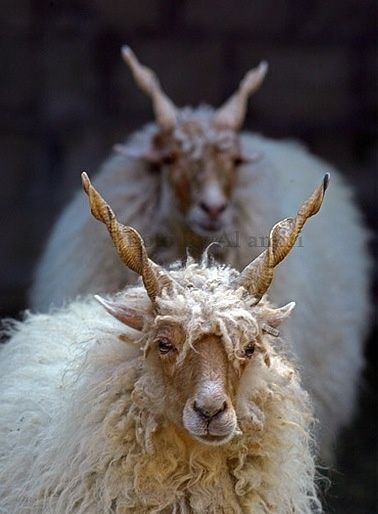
<box><xmin>323</xmin><ymin>173</ymin><xmax>330</xmax><ymax>192</ymax></box>
<box><xmin>81</xmin><ymin>172</ymin><xmax>90</xmax><ymax>194</ymax></box>
<box><xmin>259</xmin><ymin>61</ymin><xmax>269</xmax><ymax>75</ymax></box>
<box><xmin>121</xmin><ymin>45</ymin><xmax>133</xmax><ymax>62</ymax></box>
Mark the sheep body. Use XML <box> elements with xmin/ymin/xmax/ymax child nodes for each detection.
<box><xmin>1</xmin><ymin>264</ymin><xmax>321</xmax><ymax>513</ymax></box>
<box><xmin>30</xmin><ymin>113</ymin><xmax>371</xmax><ymax>460</ymax></box>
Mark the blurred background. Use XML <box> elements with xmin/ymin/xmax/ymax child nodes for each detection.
<box><xmin>0</xmin><ymin>1</ymin><xmax>376</xmax><ymax>512</ymax></box>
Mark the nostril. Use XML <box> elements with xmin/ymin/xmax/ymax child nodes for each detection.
<box><xmin>193</xmin><ymin>400</ymin><xmax>228</xmax><ymax>420</ymax></box>
<box><xmin>199</xmin><ymin>202</ymin><xmax>227</xmax><ymax>218</ymax></box>
<box><xmin>193</xmin><ymin>401</ymin><xmax>209</xmax><ymax>419</ymax></box>
<box><xmin>199</xmin><ymin>201</ymin><xmax>210</xmax><ymax>214</ymax></box>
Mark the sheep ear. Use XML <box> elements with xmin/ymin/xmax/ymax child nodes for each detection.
<box><xmin>265</xmin><ymin>302</ymin><xmax>296</xmax><ymax>329</ymax></box>
<box><xmin>95</xmin><ymin>295</ymin><xmax>144</xmax><ymax>331</ymax></box>
<box><xmin>113</xmin><ymin>144</ymin><xmax>162</xmax><ymax>163</ymax></box>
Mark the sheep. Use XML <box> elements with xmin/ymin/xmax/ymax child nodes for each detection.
<box><xmin>29</xmin><ymin>47</ymin><xmax>371</xmax><ymax>463</ymax></box>
<box><xmin>0</xmin><ymin>174</ymin><xmax>329</xmax><ymax>514</ymax></box>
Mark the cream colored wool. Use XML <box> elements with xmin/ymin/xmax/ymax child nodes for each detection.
<box><xmin>29</xmin><ymin>108</ymin><xmax>371</xmax><ymax>462</ymax></box>
<box><xmin>1</xmin><ymin>261</ymin><xmax>322</xmax><ymax>513</ymax></box>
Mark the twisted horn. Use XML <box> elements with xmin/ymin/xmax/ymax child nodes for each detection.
<box><xmin>81</xmin><ymin>172</ymin><xmax>172</xmax><ymax>303</ymax></box>
<box><xmin>214</xmin><ymin>61</ymin><xmax>268</xmax><ymax>130</ymax></box>
<box><xmin>238</xmin><ymin>174</ymin><xmax>330</xmax><ymax>302</ymax></box>
<box><xmin>121</xmin><ymin>46</ymin><xmax>177</xmax><ymax>130</ymax></box>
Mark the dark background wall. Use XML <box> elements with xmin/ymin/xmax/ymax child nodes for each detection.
<box><xmin>0</xmin><ymin>1</ymin><xmax>376</xmax><ymax>512</ymax></box>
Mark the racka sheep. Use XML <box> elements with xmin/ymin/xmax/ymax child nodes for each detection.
<box><xmin>30</xmin><ymin>48</ymin><xmax>371</xmax><ymax>461</ymax></box>
<box><xmin>0</xmin><ymin>174</ymin><xmax>328</xmax><ymax>514</ymax></box>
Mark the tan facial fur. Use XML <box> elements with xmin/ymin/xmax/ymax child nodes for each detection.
<box><xmin>140</xmin><ymin>301</ymin><xmax>263</xmax><ymax>447</ymax></box>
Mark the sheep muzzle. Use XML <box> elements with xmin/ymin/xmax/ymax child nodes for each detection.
<box><xmin>181</xmin><ymin>335</ymin><xmax>238</xmax><ymax>445</ymax></box>
<box><xmin>183</xmin><ymin>389</ymin><xmax>237</xmax><ymax>446</ymax></box>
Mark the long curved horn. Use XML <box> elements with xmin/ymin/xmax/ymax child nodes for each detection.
<box><xmin>214</xmin><ymin>61</ymin><xmax>268</xmax><ymax>130</ymax></box>
<box><xmin>238</xmin><ymin>174</ymin><xmax>330</xmax><ymax>303</ymax></box>
<box><xmin>81</xmin><ymin>172</ymin><xmax>172</xmax><ymax>303</ymax></box>
<box><xmin>121</xmin><ymin>46</ymin><xmax>177</xmax><ymax>131</ymax></box>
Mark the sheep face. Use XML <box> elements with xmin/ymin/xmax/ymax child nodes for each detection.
<box><xmin>153</xmin><ymin>121</ymin><xmax>243</xmax><ymax>236</ymax></box>
<box><xmin>118</xmin><ymin>47</ymin><xmax>266</xmax><ymax>237</ymax></box>
<box><xmin>137</xmin><ymin>268</ymin><xmax>294</xmax><ymax>447</ymax></box>
<box><xmin>147</xmin><ymin>325</ymin><xmax>240</xmax><ymax>446</ymax></box>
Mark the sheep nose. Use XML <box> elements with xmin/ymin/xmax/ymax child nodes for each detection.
<box><xmin>193</xmin><ymin>399</ymin><xmax>228</xmax><ymax>420</ymax></box>
<box><xmin>199</xmin><ymin>201</ymin><xmax>227</xmax><ymax>220</ymax></box>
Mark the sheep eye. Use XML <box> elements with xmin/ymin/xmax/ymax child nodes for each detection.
<box><xmin>244</xmin><ymin>342</ymin><xmax>255</xmax><ymax>358</ymax></box>
<box><xmin>157</xmin><ymin>337</ymin><xmax>173</xmax><ymax>354</ymax></box>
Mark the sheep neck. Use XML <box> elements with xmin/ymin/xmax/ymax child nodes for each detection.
<box><xmin>172</xmin><ymin>220</ymin><xmax>226</xmax><ymax>262</ymax></box>
<box><xmin>132</xmin><ymin>419</ymin><xmax>245</xmax><ymax>513</ymax></box>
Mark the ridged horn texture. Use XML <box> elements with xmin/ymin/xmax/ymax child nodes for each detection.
<box><xmin>238</xmin><ymin>174</ymin><xmax>330</xmax><ymax>303</ymax></box>
<box><xmin>81</xmin><ymin>172</ymin><xmax>172</xmax><ymax>303</ymax></box>
<box><xmin>214</xmin><ymin>61</ymin><xmax>268</xmax><ymax>130</ymax></box>
<box><xmin>121</xmin><ymin>45</ymin><xmax>177</xmax><ymax>131</ymax></box>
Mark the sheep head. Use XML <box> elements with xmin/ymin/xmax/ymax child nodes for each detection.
<box><xmin>82</xmin><ymin>173</ymin><xmax>328</xmax><ymax>446</ymax></box>
<box><xmin>118</xmin><ymin>46</ymin><xmax>267</xmax><ymax>237</ymax></box>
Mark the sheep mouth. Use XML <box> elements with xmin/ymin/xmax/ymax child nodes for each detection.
<box><xmin>194</xmin><ymin>432</ymin><xmax>234</xmax><ymax>446</ymax></box>
<box><xmin>191</xmin><ymin>220</ymin><xmax>224</xmax><ymax>236</ymax></box>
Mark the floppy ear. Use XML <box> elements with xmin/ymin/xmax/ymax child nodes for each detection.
<box><xmin>262</xmin><ymin>302</ymin><xmax>295</xmax><ymax>336</ymax></box>
<box><xmin>95</xmin><ymin>295</ymin><xmax>144</xmax><ymax>331</ymax></box>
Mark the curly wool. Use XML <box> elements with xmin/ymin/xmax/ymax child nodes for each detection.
<box><xmin>1</xmin><ymin>263</ymin><xmax>322</xmax><ymax>514</ymax></box>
